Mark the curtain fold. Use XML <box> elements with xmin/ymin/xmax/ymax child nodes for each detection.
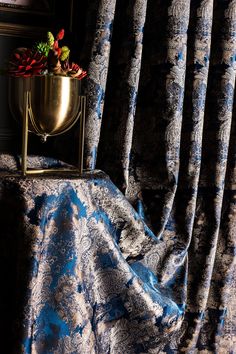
<box><xmin>118</xmin><ymin>0</ymin><xmax>148</xmax><ymax>192</ymax></box>
<box><xmin>85</xmin><ymin>0</ymin><xmax>117</xmax><ymax>170</ymax></box>
<box><xmin>81</xmin><ymin>0</ymin><xmax>236</xmax><ymax>351</ymax></box>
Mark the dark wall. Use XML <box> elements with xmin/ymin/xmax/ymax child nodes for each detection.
<box><xmin>0</xmin><ymin>35</ymin><xmax>35</xmax><ymax>152</ymax></box>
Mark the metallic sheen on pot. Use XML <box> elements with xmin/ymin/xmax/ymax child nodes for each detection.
<box><xmin>8</xmin><ymin>75</ymin><xmax>81</xmax><ymax>138</ymax></box>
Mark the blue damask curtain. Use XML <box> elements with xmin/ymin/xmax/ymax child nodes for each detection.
<box><xmin>78</xmin><ymin>0</ymin><xmax>236</xmax><ymax>351</ymax></box>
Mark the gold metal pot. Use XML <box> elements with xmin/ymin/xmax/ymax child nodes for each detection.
<box><xmin>8</xmin><ymin>75</ymin><xmax>86</xmax><ymax>176</ymax></box>
<box><xmin>9</xmin><ymin>75</ymin><xmax>82</xmax><ymax>138</ymax></box>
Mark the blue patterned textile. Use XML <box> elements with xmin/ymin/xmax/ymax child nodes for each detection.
<box><xmin>0</xmin><ymin>153</ymin><xmax>234</xmax><ymax>353</ymax></box>
<box><xmin>75</xmin><ymin>0</ymin><xmax>236</xmax><ymax>352</ymax></box>
<box><xmin>0</xmin><ymin>155</ymin><xmax>182</xmax><ymax>353</ymax></box>
<box><xmin>2</xmin><ymin>1</ymin><xmax>236</xmax><ymax>352</ymax></box>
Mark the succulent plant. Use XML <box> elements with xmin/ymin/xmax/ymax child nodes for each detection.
<box><xmin>67</xmin><ymin>62</ymin><xmax>87</xmax><ymax>79</ymax></box>
<box><xmin>7</xmin><ymin>29</ymin><xmax>87</xmax><ymax>80</ymax></box>
<box><xmin>47</xmin><ymin>31</ymin><xmax>54</xmax><ymax>47</ymax></box>
<box><xmin>47</xmin><ymin>49</ymin><xmax>63</xmax><ymax>75</ymax></box>
<box><xmin>8</xmin><ymin>48</ymin><xmax>47</xmax><ymax>77</ymax></box>
<box><xmin>60</xmin><ymin>46</ymin><xmax>70</xmax><ymax>61</ymax></box>
<box><xmin>56</xmin><ymin>29</ymin><xmax>64</xmax><ymax>40</ymax></box>
<box><xmin>35</xmin><ymin>41</ymin><xmax>51</xmax><ymax>57</ymax></box>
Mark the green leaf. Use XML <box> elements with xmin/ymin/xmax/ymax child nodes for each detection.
<box><xmin>35</xmin><ymin>41</ymin><xmax>51</xmax><ymax>57</ymax></box>
<box><xmin>47</xmin><ymin>32</ymin><xmax>54</xmax><ymax>48</ymax></box>
<box><xmin>60</xmin><ymin>46</ymin><xmax>70</xmax><ymax>61</ymax></box>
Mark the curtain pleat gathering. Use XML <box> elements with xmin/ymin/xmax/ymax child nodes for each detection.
<box><xmin>80</xmin><ymin>0</ymin><xmax>236</xmax><ymax>350</ymax></box>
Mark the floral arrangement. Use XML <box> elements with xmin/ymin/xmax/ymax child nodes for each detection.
<box><xmin>7</xmin><ymin>28</ymin><xmax>87</xmax><ymax>80</ymax></box>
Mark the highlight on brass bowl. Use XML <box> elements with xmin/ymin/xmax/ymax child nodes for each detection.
<box><xmin>8</xmin><ymin>75</ymin><xmax>81</xmax><ymax>137</ymax></box>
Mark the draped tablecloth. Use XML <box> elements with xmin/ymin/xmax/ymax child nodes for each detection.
<box><xmin>0</xmin><ymin>155</ymin><xmax>231</xmax><ymax>354</ymax></box>
<box><xmin>0</xmin><ymin>155</ymin><xmax>183</xmax><ymax>353</ymax></box>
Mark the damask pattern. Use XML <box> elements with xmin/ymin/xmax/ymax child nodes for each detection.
<box><xmin>85</xmin><ymin>0</ymin><xmax>117</xmax><ymax>170</ymax></box>
<box><xmin>1</xmin><ymin>0</ymin><xmax>236</xmax><ymax>353</ymax></box>
<box><xmin>0</xmin><ymin>155</ymin><xmax>183</xmax><ymax>353</ymax></box>
<box><xmin>79</xmin><ymin>0</ymin><xmax>236</xmax><ymax>352</ymax></box>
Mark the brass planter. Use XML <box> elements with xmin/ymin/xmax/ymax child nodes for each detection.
<box><xmin>8</xmin><ymin>75</ymin><xmax>86</xmax><ymax>176</ymax></box>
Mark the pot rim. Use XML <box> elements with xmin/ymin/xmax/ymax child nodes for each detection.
<box><xmin>8</xmin><ymin>75</ymin><xmax>81</xmax><ymax>81</ymax></box>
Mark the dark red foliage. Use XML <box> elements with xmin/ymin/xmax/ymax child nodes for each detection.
<box><xmin>56</xmin><ymin>29</ymin><xmax>65</xmax><ymax>40</ymax></box>
<box><xmin>67</xmin><ymin>62</ymin><xmax>87</xmax><ymax>80</ymax></box>
<box><xmin>8</xmin><ymin>48</ymin><xmax>47</xmax><ymax>77</ymax></box>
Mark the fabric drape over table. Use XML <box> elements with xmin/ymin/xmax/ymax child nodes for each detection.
<box><xmin>0</xmin><ymin>156</ymin><xmax>183</xmax><ymax>353</ymax></box>
<box><xmin>77</xmin><ymin>0</ymin><xmax>236</xmax><ymax>352</ymax></box>
<box><xmin>1</xmin><ymin>1</ymin><xmax>236</xmax><ymax>353</ymax></box>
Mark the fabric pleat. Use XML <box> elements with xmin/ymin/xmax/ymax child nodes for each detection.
<box><xmin>78</xmin><ymin>0</ymin><xmax>236</xmax><ymax>351</ymax></box>
<box><xmin>3</xmin><ymin>1</ymin><xmax>236</xmax><ymax>352</ymax></box>
<box><xmin>84</xmin><ymin>0</ymin><xmax>117</xmax><ymax>169</ymax></box>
